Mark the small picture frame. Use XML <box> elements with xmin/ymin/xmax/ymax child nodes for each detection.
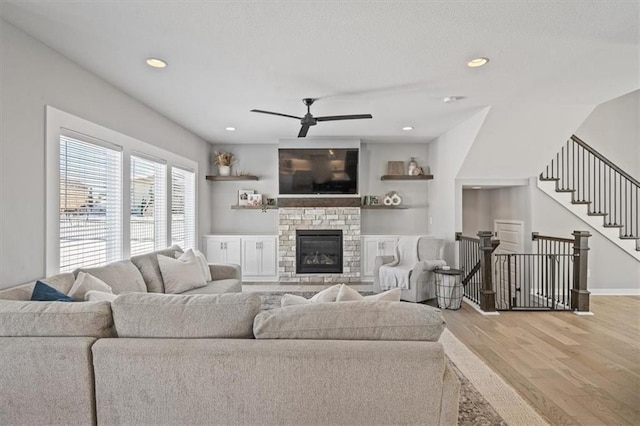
<box><xmin>387</xmin><ymin>161</ymin><xmax>405</xmax><ymax>175</ymax></box>
<box><xmin>370</xmin><ymin>195</ymin><xmax>380</xmax><ymax>205</ymax></box>
<box><xmin>238</xmin><ymin>189</ymin><xmax>254</xmax><ymax>206</ymax></box>
<box><xmin>248</xmin><ymin>193</ymin><xmax>263</xmax><ymax>206</ymax></box>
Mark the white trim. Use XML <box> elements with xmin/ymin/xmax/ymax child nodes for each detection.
<box><xmin>589</xmin><ymin>289</ymin><xmax>640</xmax><ymax>295</ymax></box>
<box><xmin>463</xmin><ymin>298</ymin><xmax>501</xmax><ymax>315</ymax></box>
<box><xmin>573</xmin><ymin>311</ymin><xmax>595</xmax><ymax>316</ymax></box>
<box><xmin>46</xmin><ymin>106</ymin><xmax>198</xmax><ymax>275</ymax></box>
<box><xmin>278</xmin><ymin>138</ymin><xmax>361</xmax><ymax>149</ymax></box>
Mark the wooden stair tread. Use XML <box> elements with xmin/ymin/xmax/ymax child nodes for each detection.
<box><xmin>556</xmin><ymin>189</ymin><xmax>575</xmax><ymax>193</ymax></box>
<box><xmin>539</xmin><ymin>177</ymin><xmax>560</xmax><ymax>181</ymax></box>
<box><xmin>603</xmin><ymin>224</ymin><xmax>624</xmax><ymax>228</ymax></box>
<box><xmin>587</xmin><ymin>212</ymin><xmax>608</xmax><ymax>216</ymax></box>
<box><xmin>571</xmin><ymin>200</ymin><xmax>592</xmax><ymax>204</ymax></box>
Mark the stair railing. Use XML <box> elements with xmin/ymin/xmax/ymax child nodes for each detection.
<box><xmin>540</xmin><ymin>135</ymin><xmax>639</xmax><ymax>242</ymax></box>
<box><xmin>455</xmin><ymin>231</ymin><xmax>500</xmax><ymax>312</ymax></box>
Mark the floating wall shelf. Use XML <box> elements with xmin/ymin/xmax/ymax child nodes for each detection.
<box><xmin>380</xmin><ymin>174</ymin><xmax>433</xmax><ymax>181</ymax></box>
<box><xmin>361</xmin><ymin>205</ymin><xmax>409</xmax><ymax>210</ymax></box>
<box><xmin>206</xmin><ymin>175</ymin><xmax>259</xmax><ymax>181</ymax></box>
<box><xmin>230</xmin><ymin>205</ymin><xmax>278</xmax><ymax>210</ymax></box>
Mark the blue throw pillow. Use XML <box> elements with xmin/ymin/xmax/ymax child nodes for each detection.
<box><xmin>30</xmin><ymin>280</ymin><xmax>75</xmax><ymax>302</ymax></box>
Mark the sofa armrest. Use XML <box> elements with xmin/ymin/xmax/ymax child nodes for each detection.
<box><xmin>208</xmin><ymin>263</ymin><xmax>241</xmax><ymax>281</ymax></box>
<box><xmin>439</xmin><ymin>360</ymin><xmax>461</xmax><ymax>425</ymax></box>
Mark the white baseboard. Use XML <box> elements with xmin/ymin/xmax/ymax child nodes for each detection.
<box><xmin>463</xmin><ymin>298</ymin><xmax>501</xmax><ymax>315</ymax></box>
<box><xmin>589</xmin><ymin>288</ymin><xmax>640</xmax><ymax>295</ymax></box>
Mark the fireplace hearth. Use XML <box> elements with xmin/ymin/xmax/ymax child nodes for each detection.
<box><xmin>296</xmin><ymin>230</ymin><xmax>343</xmax><ymax>274</ymax></box>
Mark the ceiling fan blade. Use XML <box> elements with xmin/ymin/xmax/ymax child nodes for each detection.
<box><xmin>298</xmin><ymin>124</ymin><xmax>310</xmax><ymax>138</ymax></box>
<box><xmin>250</xmin><ymin>109</ymin><xmax>301</xmax><ymax>120</ymax></box>
<box><xmin>316</xmin><ymin>114</ymin><xmax>373</xmax><ymax>122</ymax></box>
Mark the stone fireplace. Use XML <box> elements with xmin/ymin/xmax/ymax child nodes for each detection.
<box><xmin>278</xmin><ymin>206</ymin><xmax>360</xmax><ymax>283</ymax></box>
<box><xmin>296</xmin><ymin>229</ymin><xmax>343</xmax><ymax>274</ymax></box>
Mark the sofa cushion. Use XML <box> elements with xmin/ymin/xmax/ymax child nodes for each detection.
<box><xmin>254</xmin><ymin>301</ymin><xmax>445</xmax><ymax>341</ymax></box>
<box><xmin>30</xmin><ymin>281</ymin><xmax>75</xmax><ymax>302</ymax></box>
<box><xmin>74</xmin><ymin>260</ymin><xmax>147</xmax><ymax>295</ymax></box>
<box><xmin>85</xmin><ymin>290</ymin><xmax>118</xmax><ymax>302</ymax></box>
<box><xmin>67</xmin><ymin>272</ymin><xmax>113</xmax><ymax>301</ymax></box>
<box><xmin>158</xmin><ymin>253</ymin><xmax>207</xmax><ymax>294</ymax></box>
<box><xmin>130</xmin><ymin>245</ymin><xmax>183</xmax><ymax>293</ymax></box>
<box><xmin>0</xmin><ymin>300</ymin><xmax>114</xmax><ymax>337</ymax></box>
<box><xmin>179</xmin><ymin>279</ymin><xmax>242</xmax><ymax>295</ymax></box>
<box><xmin>111</xmin><ymin>292</ymin><xmax>261</xmax><ymax>338</ymax></box>
<box><xmin>178</xmin><ymin>249</ymin><xmax>212</xmax><ymax>281</ymax></box>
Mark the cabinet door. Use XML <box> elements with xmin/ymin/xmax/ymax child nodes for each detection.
<box><xmin>205</xmin><ymin>237</ymin><xmax>241</xmax><ymax>265</ymax></box>
<box><xmin>242</xmin><ymin>237</ymin><xmax>277</xmax><ymax>276</ymax></box>
<box><xmin>362</xmin><ymin>238</ymin><xmax>383</xmax><ymax>279</ymax></box>
<box><xmin>259</xmin><ymin>237</ymin><xmax>277</xmax><ymax>276</ymax></box>
<box><xmin>242</xmin><ymin>238</ymin><xmax>261</xmax><ymax>276</ymax></box>
<box><xmin>204</xmin><ymin>237</ymin><xmax>227</xmax><ymax>264</ymax></box>
<box><xmin>224</xmin><ymin>238</ymin><xmax>242</xmax><ymax>265</ymax></box>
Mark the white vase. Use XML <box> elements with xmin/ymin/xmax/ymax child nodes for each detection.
<box><xmin>218</xmin><ymin>165</ymin><xmax>231</xmax><ymax>176</ymax></box>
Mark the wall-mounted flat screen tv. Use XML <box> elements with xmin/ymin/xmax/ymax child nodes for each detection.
<box><xmin>279</xmin><ymin>148</ymin><xmax>359</xmax><ymax>195</ymax></box>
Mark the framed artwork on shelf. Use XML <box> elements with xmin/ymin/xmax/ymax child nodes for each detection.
<box><xmin>238</xmin><ymin>189</ymin><xmax>254</xmax><ymax>206</ymax></box>
<box><xmin>387</xmin><ymin>161</ymin><xmax>405</xmax><ymax>175</ymax></box>
<box><xmin>248</xmin><ymin>194</ymin><xmax>263</xmax><ymax>206</ymax></box>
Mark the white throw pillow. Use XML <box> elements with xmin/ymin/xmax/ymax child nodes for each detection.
<box><xmin>194</xmin><ymin>249</ymin><xmax>212</xmax><ymax>281</ymax></box>
<box><xmin>309</xmin><ymin>284</ymin><xmax>341</xmax><ymax>302</ymax></box>
<box><xmin>158</xmin><ymin>253</ymin><xmax>207</xmax><ymax>294</ymax></box>
<box><xmin>67</xmin><ymin>272</ymin><xmax>113</xmax><ymax>301</ymax></box>
<box><xmin>280</xmin><ymin>284</ymin><xmax>344</xmax><ymax>307</ymax></box>
<box><xmin>85</xmin><ymin>290</ymin><xmax>118</xmax><ymax>302</ymax></box>
<box><xmin>336</xmin><ymin>284</ymin><xmax>401</xmax><ymax>302</ymax></box>
<box><xmin>177</xmin><ymin>249</ymin><xmax>211</xmax><ymax>281</ymax></box>
<box><xmin>280</xmin><ymin>294</ymin><xmax>311</xmax><ymax>307</ymax></box>
<box><xmin>364</xmin><ymin>288</ymin><xmax>402</xmax><ymax>302</ymax></box>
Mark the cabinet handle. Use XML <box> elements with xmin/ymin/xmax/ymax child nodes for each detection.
<box><xmin>224</xmin><ymin>242</ymin><xmax>227</xmax><ymax>250</ymax></box>
<box><xmin>220</xmin><ymin>242</ymin><xmax>223</xmax><ymax>250</ymax></box>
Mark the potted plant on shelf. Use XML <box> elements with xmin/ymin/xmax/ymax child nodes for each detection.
<box><xmin>213</xmin><ymin>151</ymin><xmax>234</xmax><ymax>176</ymax></box>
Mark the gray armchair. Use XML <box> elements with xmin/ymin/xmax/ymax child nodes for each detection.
<box><xmin>373</xmin><ymin>237</ymin><xmax>446</xmax><ymax>302</ymax></box>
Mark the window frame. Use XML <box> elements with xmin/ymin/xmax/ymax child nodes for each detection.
<box><xmin>46</xmin><ymin>106</ymin><xmax>198</xmax><ymax>275</ymax></box>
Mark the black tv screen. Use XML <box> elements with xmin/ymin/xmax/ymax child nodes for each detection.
<box><xmin>279</xmin><ymin>148</ymin><xmax>359</xmax><ymax>195</ymax></box>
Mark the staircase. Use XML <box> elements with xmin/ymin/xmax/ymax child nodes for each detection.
<box><xmin>538</xmin><ymin>135</ymin><xmax>639</xmax><ymax>261</ymax></box>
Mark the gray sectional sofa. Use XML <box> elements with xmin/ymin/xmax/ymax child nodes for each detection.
<box><xmin>0</xmin><ymin>245</ymin><xmax>242</xmax><ymax>301</ymax></box>
<box><xmin>0</xmin><ymin>250</ymin><xmax>460</xmax><ymax>425</ymax></box>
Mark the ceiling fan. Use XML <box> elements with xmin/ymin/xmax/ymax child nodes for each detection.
<box><xmin>251</xmin><ymin>98</ymin><xmax>372</xmax><ymax>138</ymax></box>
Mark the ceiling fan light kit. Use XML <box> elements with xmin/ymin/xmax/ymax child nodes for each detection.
<box><xmin>251</xmin><ymin>98</ymin><xmax>372</xmax><ymax>138</ymax></box>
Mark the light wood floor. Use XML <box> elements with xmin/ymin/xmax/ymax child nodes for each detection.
<box><xmin>442</xmin><ymin>296</ymin><xmax>640</xmax><ymax>425</ymax></box>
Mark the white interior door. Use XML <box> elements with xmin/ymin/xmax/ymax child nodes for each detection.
<box><xmin>493</xmin><ymin>220</ymin><xmax>524</xmax><ymax>308</ymax></box>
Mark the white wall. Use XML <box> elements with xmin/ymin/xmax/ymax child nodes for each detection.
<box><xmin>458</xmin><ymin>101</ymin><xmax>595</xmax><ymax>179</ymax></box>
<box><xmin>532</xmin><ymin>183</ymin><xmax>640</xmax><ymax>293</ymax></box>
<box><xmin>0</xmin><ymin>19</ymin><xmax>212</xmax><ymax>288</ymax></box>
<box><xmin>575</xmin><ymin>89</ymin><xmax>639</xmax><ymax>178</ymax></box>
<box><xmin>428</xmin><ymin>108</ymin><xmax>490</xmax><ymax>263</ymax></box>
<box><xmin>208</xmin><ymin>142</ymin><xmax>433</xmax><ymax>235</ymax></box>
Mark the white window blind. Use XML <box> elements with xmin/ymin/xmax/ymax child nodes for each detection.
<box><xmin>59</xmin><ymin>135</ymin><xmax>122</xmax><ymax>272</ymax></box>
<box><xmin>171</xmin><ymin>167</ymin><xmax>196</xmax><ymax>250</ymax></box>
<box><xmin>130</xmin><ymin>155</ymin><xmax>167</xmax><ymax>255</ymax></box>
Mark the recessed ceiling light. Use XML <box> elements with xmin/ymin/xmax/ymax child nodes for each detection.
<box><xmin>471</xmin><ymin>186</ymin><xmax>482</xmax><ymax>189</ymax></box>
<box><xmin>467</xmin><ymin>57</ymin><xmax>489</xmax><ymax>68</ymax></box>
<box><xmin>402</xmin><ymin>126</ymin><xmax>414</xmax><ymax>131</ymax></box>
<box><xmin>146</xmin><ymin>58</ymin><xmax>167</xmax><ymax>68</ymax></box>
<box><xmin>225</xmin><ymin>127</ymin><xmax>236</xmax><ymax>131</ymax></box>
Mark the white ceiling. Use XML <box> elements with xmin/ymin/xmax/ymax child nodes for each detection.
<box><xmin>1</xmin><ymin>1</ymin><xmax>638</xmax><ymax>144</ymax></box>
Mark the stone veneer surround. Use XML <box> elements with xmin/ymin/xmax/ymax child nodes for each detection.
<box><xmin>278</xmin><ymin>207</ymin><xmax>360</xmax><ymax>283</ymax></box>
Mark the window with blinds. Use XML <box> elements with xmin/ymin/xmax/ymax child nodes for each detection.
<box><xmin>59</xmin><ymin>135</ymin><xmax>122</xmax><ymax>272</ymax></box>
<box><xmin>130</xmin><ymin>155</ymin><xmax>167</xmax><ymax>256</ymax></box>
<box><xmin>171</xmin><ymin>167</ymin><xmax>196</xmax><ymax>249</ymax></box>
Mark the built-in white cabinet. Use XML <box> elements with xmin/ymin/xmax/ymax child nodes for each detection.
<box><xmin>242</xmin><ymin>236</ymin><xmax>277</xmax><ymax>279</ymax></box>
<box><xmin>203</xmin><ymin>234</ymin><xmax>277</xmax><ymax>281</ymax></box>
<box><xmin>203</xmin><ymin>236</ymin><xmax>241</xmax><ymax>265</ymax></box>
<box><xmin>361</xmin><ymin>235</ymin><xmax>399</xmax><ymax>281</ymax></box>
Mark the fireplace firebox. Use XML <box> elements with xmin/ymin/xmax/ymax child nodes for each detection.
<box><xmin>296</xmin><ymin>230</ymin><xmax>343</xmax><ymax>274</ymax></box>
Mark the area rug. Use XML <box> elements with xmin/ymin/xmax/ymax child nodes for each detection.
<box><xmin>255</xmin><ymin>291</ymin><xmax>548</xmax><ymax>426</ymax></box>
